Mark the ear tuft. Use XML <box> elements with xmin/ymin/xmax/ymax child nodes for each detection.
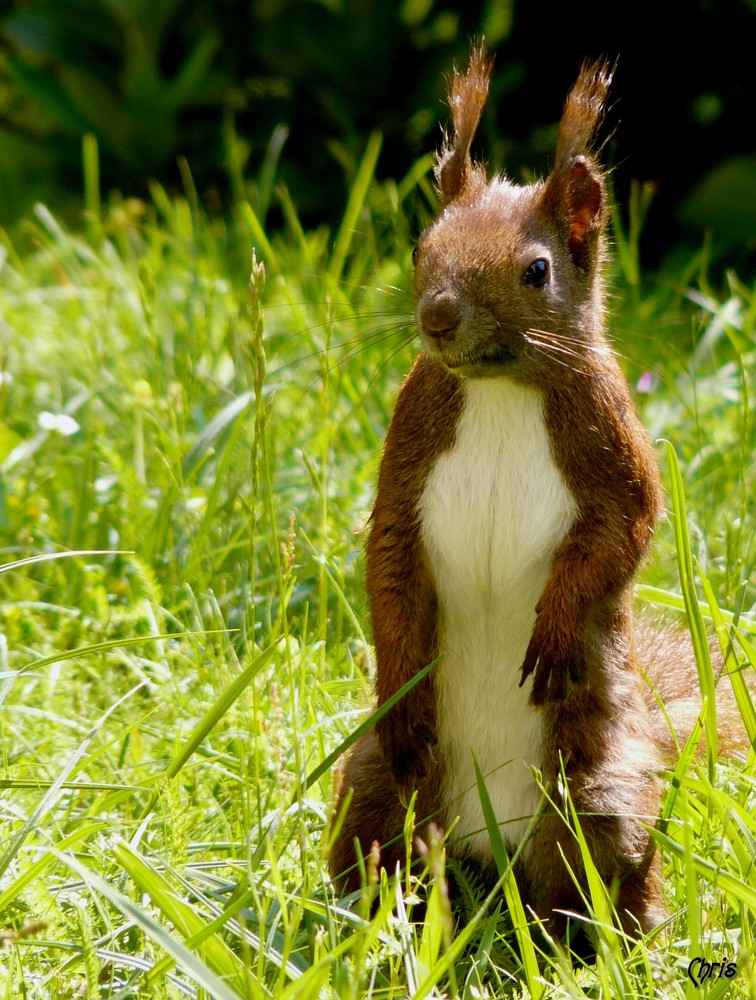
<box><xmin>435</xmin><ymin>39</ymin><xmax>493</xmax><ymax>206</ymax></box>
<box><xmin>544</xmin><ymin>60</ymin><xmax>613</xmax><ymax>269</ymax></box>
<box><xmin>555</xmin><ymin>59</ymin><xmax>613</xmax><ymax>168</ymax></box>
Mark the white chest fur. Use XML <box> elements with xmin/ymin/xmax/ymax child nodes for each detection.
<box><xmin>419</xmin><ymin>378</ymin><xmax>577</xmax><ymax>857</ymax></box>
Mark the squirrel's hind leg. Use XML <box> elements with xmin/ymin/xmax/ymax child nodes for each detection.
<box><xmin>328</xmin><ymin>729</ymin><xmax>441</xmax><ymax>894</ymax></box>
<box><xmin>525</xmin><ymin>764</ymin><xmax>666</xmax><ymax>939</ymax></box>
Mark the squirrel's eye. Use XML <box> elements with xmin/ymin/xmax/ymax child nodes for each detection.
<box><xmin>412</xmin><ymin>244</ymin><xmax>419</xmax><ymax>266</ymax></box>
<box><xmin>523</xmin><ymin>258</ymin><xmax>550</xmax><ymax>288</ymax></box>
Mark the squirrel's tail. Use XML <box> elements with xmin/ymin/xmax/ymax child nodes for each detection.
<box><xmin>637</xmin><ymin>621</ymin><xmax>752</xmax><ymax>762</ymax></box>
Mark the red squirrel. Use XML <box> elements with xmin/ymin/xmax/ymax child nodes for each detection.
<box><xmin>329</xmin><ymin>46</ymin><xmax>738</xmax><ymax>936</ymax></box>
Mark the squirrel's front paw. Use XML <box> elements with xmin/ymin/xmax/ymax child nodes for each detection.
<box><xmin>520</xmin><ymin>631</ymin><xmax>587</xmax><ymax>705</ymax></box>
<box><xmin>377</xmin><ymin>701</ymin><xmax>437</xmax><ymax>801</ymax></box>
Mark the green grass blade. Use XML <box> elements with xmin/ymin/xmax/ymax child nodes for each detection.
<box><xmin>82</xmin><ymin>132</ymin><xmax>101</xmax><ymax>240</ymax></box>
<box><xmin>473</xmin><ymin>755</ymin><xmax>543</xmax><ymax>999</ymax></box>
<box><xmin>653</xmin><ymin>826</ymin><xmax>756</xmax><ymax>909</ymax></box>
<box><xmin>328</xmin><ymin>131</ymin><xmax>382</xmax><ymax>284</ymax></box>
<box><xmin>182</xmin><ymin>390</ymin><xmax>253</xmax><ymax>479</ymax></box>
<box><xmin>55</xmin><ymin>849</ymin><xmax>247</xmax><ymax>1000</ymax></box>
<box><xmin>0</xmin><ymin>549</ymin><xmax>125</xmax><ymax>574</ymax></box>
<box><xmin>559</xmin><ymin>762</ymin><xmax>629</xmax><ymax>983</ymax></box>
<box><xmin>241</xmin><ymin>201</ymin><xmax>280</xmax><ymax>271</ymax></box>
<box><xmin>636</xmin><ymin>584</ymin><xmax>756</xmax><ymax>635</ymax></box>
<box><xmin>417</xmin><ymin>878</ymin><xmax>445</xmax><ymax>978</ymax></box>
<box><xmin>0</xmin><ymin>823</ymin><xmax>108</xmax><ymax>913</ymax></box>
<box><xmin>2</xmin><ymin>630</ymin><xmax>231</xmax><ymax>701</ymax></box>
<box><xmin>396</xmin><ymin>152</ymin><xmax>436</xmax><ymax>204</ymax></box>
<box><xmin>0</xmin><ymin>683</ymin><xmax>145</xmax><ymax>880</ymax></box>
<box><xmin>664</xmin><ymin>440</ymin><xmax>718</xmax><ymax>770</ymax></box>
<box><xmin>111</xmin><ymin>838</ymin><xmax>257</xmax><ymax>996</ymax></box>
<box><xmin>472</xmin><ymin>754</ymin><xmax>508</xmax><ymax>877</ymax></box>
<box><xmin>299</xmin><ymin>656</ymin><xmax>438</xmax><ymax>796</ymax></box>
<box><xmin>659</xmin><ymin>711</ymin><xmax>704</xmax><ymax>826</ymax></box>
<box><xmin>698</xmin><ymin>565</ymin><xmax>756</xmax><ymax>745</ymax></box>
<box><xmin>138</xmin><ymin>643</ymin><xmax>276</xmax><ymax>820</ymax></box>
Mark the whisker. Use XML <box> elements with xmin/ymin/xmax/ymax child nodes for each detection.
<box><xmin>526</xmin><ymin>337</ymin><xmax>593</xmax><ymax>377</ymax></box>
<box><xmin>269</xmin><ymin>325</ymin><xmax>413</xmax><ymax>383</ymax></box>
<box><xmin>371</xmin><ymin>282</ymin><xmax>413</xmax><ymax>299</ymax></box>
<box><xmin>283</xmin><ymin>321</ymin><xmax>416</xmax><ymax>395</ymax></box>
<box><xmin>319</xmin><ymin>331</ymin><xmax>418</xmax><ymax>432</ymax></box>
<box><xmin>261</xmin><ymin>290</ymin><xmax>411</xmax><ymax>313</ymax></box>
<box><xmin>269</xmin><ymin>307</ymin><xmax>412</xmax><ymax>335</ymax></box>
<box><xmin>361</xmin><ymin>333</ymin><xmax>417</xmax><ymax>393</ymax></box>
<box><xmin>524</xmin><ymin>335</ymin><xmax>588</xmax><ymax>362</ymax></box>
<box><xmin>292</xmin><ymin>274</ymin><xmax>415</xmax><ymax>305</ymax></box>
<box><xmin>527</xmin><ymin>329</ymin><xmax>613</xmax><ymax>355</ymax></box>
<box><xmin>525</xmin><ymin>342</ymin><xmax>587</xmax><ymax>374</ymax></box>
<box><xmin>527</xmin><ymin>327</ymin><xmax>631</xmax><ymax>364</ymax></box>
<box><xmin>322</xmin><ymin>323</ymin><xmax>416</xmax><ymax>377</ymax></box>
<box><xmin>266</xmin><ymin>311</ymin><xmax>415</xmax><ymax>376</ymax></box>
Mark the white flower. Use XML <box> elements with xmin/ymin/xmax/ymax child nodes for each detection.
<box><xmin>38</xmin><ymin>411</ymin><xmax>80</xmax><ymax>436</ymax></box>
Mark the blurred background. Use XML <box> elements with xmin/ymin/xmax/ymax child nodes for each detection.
<box><xmin>0</xmin><ymin>0</ymin><xmax>754</xmax><ymax>268</ymax></box>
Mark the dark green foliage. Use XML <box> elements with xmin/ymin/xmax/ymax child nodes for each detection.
<box><xmin>0</xmin><ymin>0</ymin><xmax>754</xmax><ymax>264</ymax></box>
<box><xmin>0</xmin><ymin>0</ymin><xmax>229</xmax><ymax>180</ymax></box>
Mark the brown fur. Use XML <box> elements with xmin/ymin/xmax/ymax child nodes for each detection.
<box><xmin>368</xmin><ymin>357</ymin><xmax>462</xmax><ymax>786</ymax></box>
<box><xmin>436</xmin><ymin>41</ymin><xmax>492</xmax><ymax>206</ymax></box>
<box><xmin>329</xmin><ymin>46</ymin><xmax>748</xmax><ymax>937</ymax></box>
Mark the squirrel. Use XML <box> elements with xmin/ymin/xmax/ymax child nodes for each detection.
<box><xmin>328</xmin><ymin>45</ymin><xmax>744</xmax><ymax>937</ymax></box>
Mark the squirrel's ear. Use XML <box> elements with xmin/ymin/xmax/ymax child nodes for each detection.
<box><xmin>435</xmin><ymin>41</ymin><xmax>492</xmax><ymax>206</ymax></box>
<box><xmin>543</xmin><ymin>60</ymin><xmax>612</xmax><ymax>269</ymax></box>
<box><xmin>546</xmin><ymin>155</ymin><xmax>606</xmax><ymax>269</ymax></box>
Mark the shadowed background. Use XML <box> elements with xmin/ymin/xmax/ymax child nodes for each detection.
<box><xmin>0</xmin><ymin>0</ymin><xmax>754</xmax><ymax>266</ymax></box>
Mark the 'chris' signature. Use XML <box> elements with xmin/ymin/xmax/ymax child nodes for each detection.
<box><xmin>687</xmin><ymin>957</ymin><xmax>738</xmax><ymax>988</ymax></box>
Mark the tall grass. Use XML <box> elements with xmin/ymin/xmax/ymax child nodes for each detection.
<box><xmin>0</xmin><ymin>136</ymin><xmax>754</xmax><ymax>997</ymax></box>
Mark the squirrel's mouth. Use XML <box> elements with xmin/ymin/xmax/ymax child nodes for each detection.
<box><xmin>433</xmin><ymin>342</ymin><xmax>518</xmax><ymax>374</ymax></box>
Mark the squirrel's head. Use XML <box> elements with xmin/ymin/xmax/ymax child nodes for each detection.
<box><xmin>414</xmin><ymin>44</ymin><xmax>612</xmax><ymax>381</ymax></box>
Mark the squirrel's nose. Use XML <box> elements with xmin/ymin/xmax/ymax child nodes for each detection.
<box><xmin>417</xmin><ymin>293</ymin><xmax>462</xmax><ymax>346</ymax></box>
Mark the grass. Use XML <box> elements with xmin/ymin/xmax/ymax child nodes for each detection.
<box><xmin>0</xmin><ymin>136</ymin><xmax>754</xmax><ymax>998</ymax></box>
